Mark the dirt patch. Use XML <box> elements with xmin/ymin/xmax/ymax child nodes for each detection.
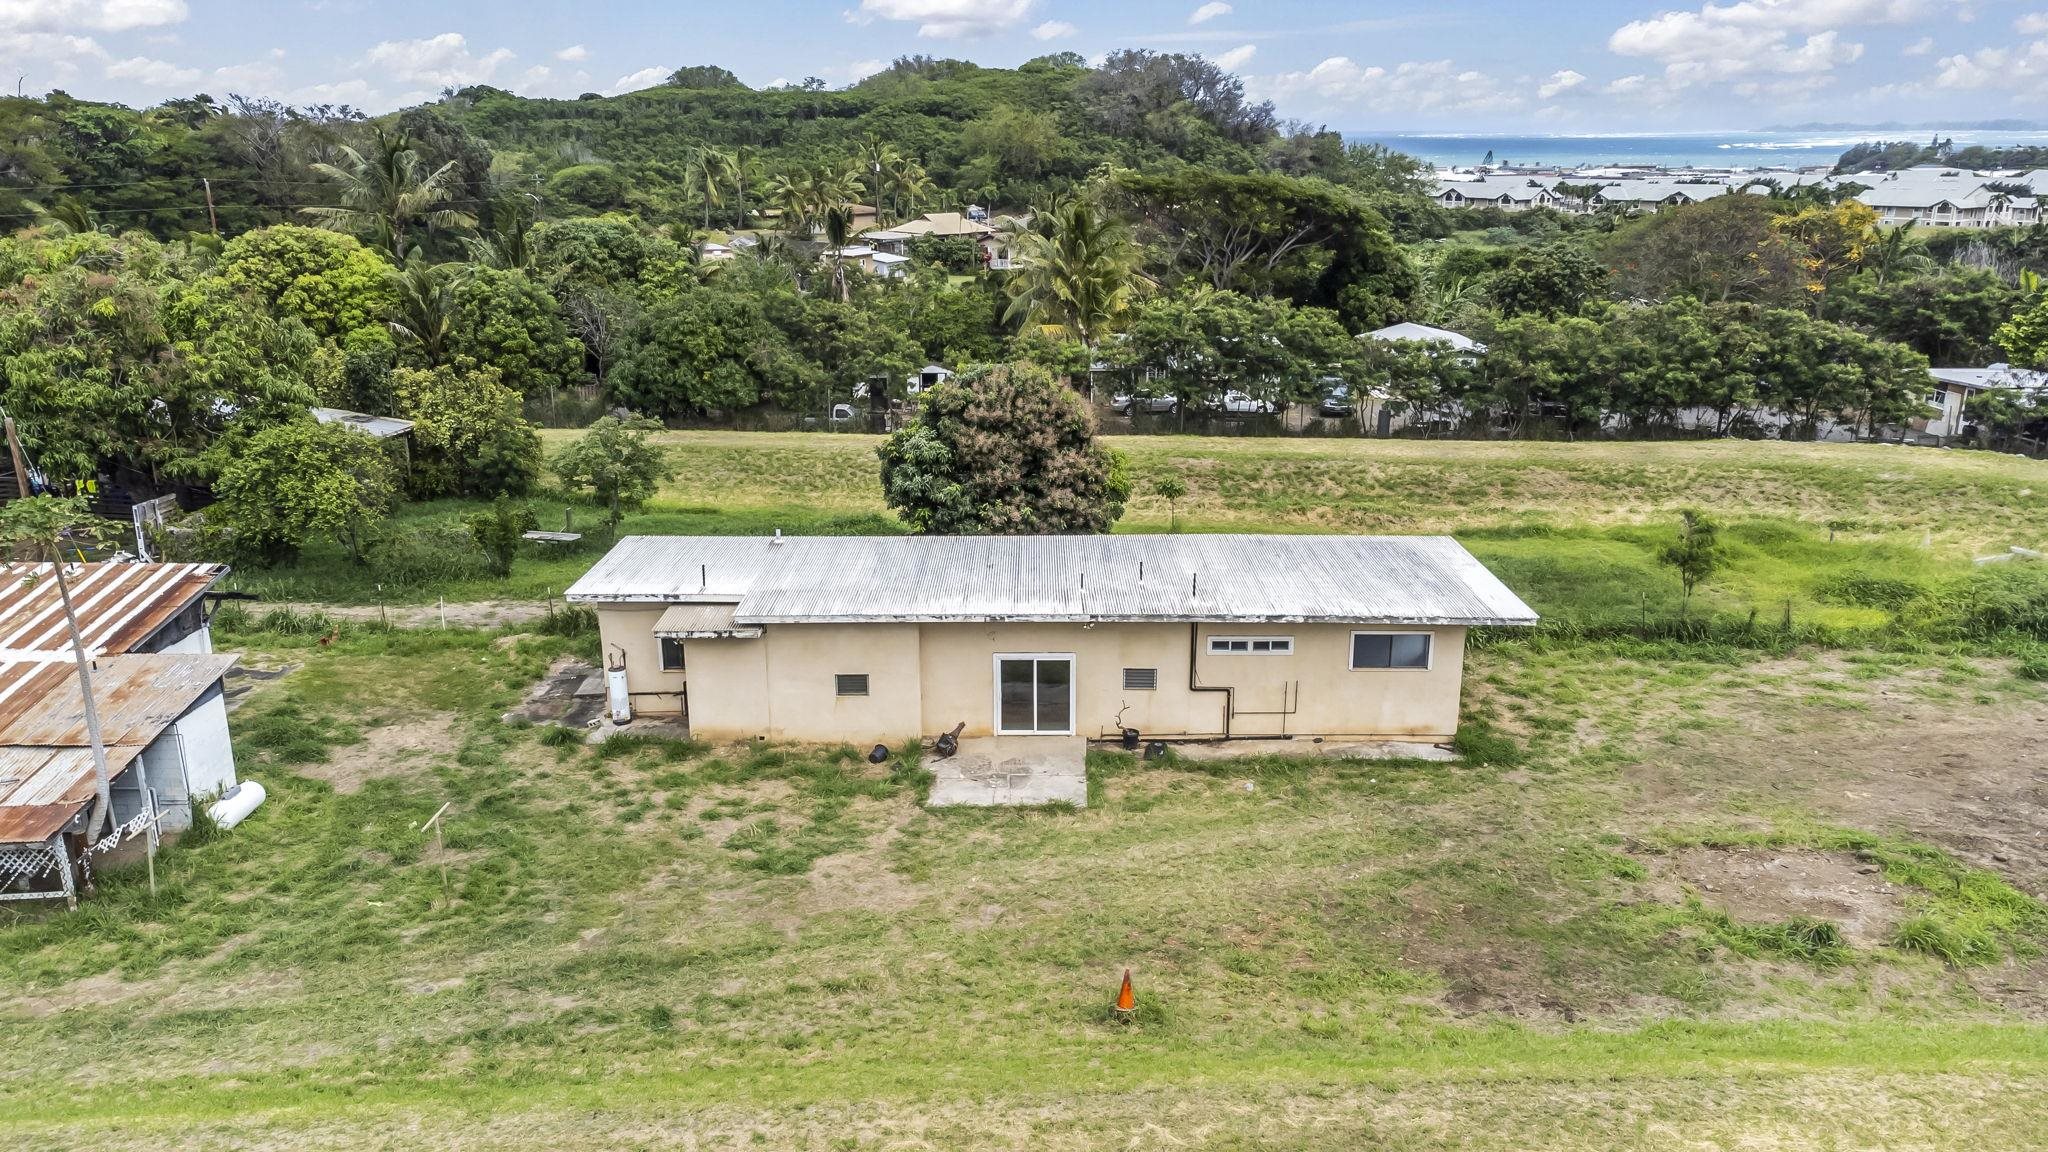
<box><xmin>1627</xmin><ymin>667</ymin><xmax>2048</xmax><ymax>894</ymax></box>
<box><xmin>266</xmin><ymin>599</ymin><xmax>552</xmax><ymax>628</ymax></box>
<box><xmin>295</xmin><ymin>715</ymin><xmax>463</xmax><ymax>793</ymax></box>
<box><xmin>1647</xmin><ymin>847</ymin><xmax>1907</xmax><ymax>947</ymax></box>
<box><xmin>803</xmin><ymin>799</ymin><xmax>923</xmax><ymax>916</ymax></box>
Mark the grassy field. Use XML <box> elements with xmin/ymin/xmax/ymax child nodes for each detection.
<box><xmin>226</xmin><ymin>434</ymin><xmax>2048</xmax><ymax>642</ymax></box>
<box><xmin>5</xmin><ymin>434</ymin><xmax>2047</xmax><ymax>1147</ymax></box>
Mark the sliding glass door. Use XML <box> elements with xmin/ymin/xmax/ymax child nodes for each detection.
<box><xmin>995</xmin><ymin>653</ymin><xmax>1075</xmax><ymax>735</ymax></box>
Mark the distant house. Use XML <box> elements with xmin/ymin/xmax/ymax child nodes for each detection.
<box><xmin>566</xmin><ymin>534</ymin><xmax>1537</xmax><ymax>747</ymax></box>
<box><xmin>1432</xmin><ymin>179</ymin><xmax>1559</xmax><ymax>213</ymax></box>
<box><xmin>872</xmin><ymin>251</ymin><xmax>910</xmax><ymax>279</ymax></box>
<box><xmin>0</xmin><ymin>562</ymin><xmax>241</xmax><ymax>908</ymax></box>
<box><xmin>862</xmin><ymin>229</ymin><xmax>913</xmax><ymax>256</ymax></box>
<box><xmin>821</xmin><ymin>245</ymin><xmax>879</xmax><ymax>275</ymax></box>
<box><xmin>1589</xmin><ymin>180</ymin><xmax>1732</xmax><ymax>213</ymax></box>
<box><xmin>883</xmin><ymin>212</ymin><xmax>1015</xmax><ymax>268</ymax></box>
<box><xmin>700</xmin><ymin>241</ymin><xmax>736</xmax><ymax>262</ymax></box>
<box><xmin>1853</xmin><ymin>168</ymin><xmax>2043</xmax><ymax>229</ymax></box>
<box><xmin>1924</xmin><ymin>363</ymin><xmax>2048</xmax><ymax>439</ymax></box>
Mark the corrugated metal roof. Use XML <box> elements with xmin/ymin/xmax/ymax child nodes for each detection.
<box><xmin>0</xmin><ymin>745</ymin><xmax>144</xmax><ymax>843</ymax></box>
<box><xmin>311</xmin><ymin>406</ymin><xmax>415</xmax><ymax>439</ymax></box>
<box><xmin>653</xmin><ymin>603</ymin><xmax>762</xmax><ymax>639</ymax></box>
<box><xmin>0</xmin><ymin>561</ymin><xmax>225</xmax><ymax>657</ymax></box>
<box><xmin>570</xmin><ymin>535</ymin><xmax>1539</xmax><ymax>627</ymax></box>
<box><xmin>0</xmin><ymin>653</ymin><xmax>237</xmax><ymax>747</ymax></box>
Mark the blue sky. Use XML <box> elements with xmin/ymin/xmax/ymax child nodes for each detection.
<box><xmin>4</xmin><ymin>1</ymin><xmax>2046</xmax><ymax>130</ymax></box>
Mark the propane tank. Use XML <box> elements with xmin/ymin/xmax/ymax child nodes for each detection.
<box><xmin>206</xmin><ymin>780</ymin><xmax>267</xmax><ymax>831</ymax></box>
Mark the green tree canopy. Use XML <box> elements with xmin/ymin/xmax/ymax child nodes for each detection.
<box><xmin>215</xmin><ymin>224</ymin><xmax>398</xmax><ymax>343</ymax></box>
<box><xmin>392</xmin><ymin>363</ymin><xmax>543</xmax><ymax>498</ymax></box>
<box><xmin>447</xmin><ymin>266</ymin><xmax>586</xmax><ymax>395</ymax></box>
<box><xmin>212</xmin><ymin>420</ymin><xmax>397</xmax><ymax>564</ymax></box>
<box><xmin>550</xmin><ymin>414</ymin><xmax>675</xmax><ymax>529</ymax></box>
<box><xmin>877</xmin><ymin>361</ymin><xmax>1129</xmax><ymax>535</ymax></box>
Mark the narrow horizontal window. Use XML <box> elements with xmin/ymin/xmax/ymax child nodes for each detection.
<box><xmin>1208</xmin><ymin>636</ymin><xmax>1292</xmax><ymax>655</ymax></box>
<box><xmin>1123</xmin><ymin>667</ymin><xmax>1158</xmax><ymax>691</ymax></box>
<box><xmin>659</xmin><ymin>638</ymin><xmax>685</xmax><ymax>671</ymax></box>
<box><xmin>1351</xmin><ymin>632</ymin><xmax>1431</xmax><ymax>670</ymax></box>
<box><xmin>835</xmin><ymin>673</ymin><xmax>870</xmax><ymax>697</ymax></box>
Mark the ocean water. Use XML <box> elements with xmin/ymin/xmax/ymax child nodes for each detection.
<box><xmin>1343</xmin><ymin>129</ymin><xmax>2048</xmax><ymax>171</ymax></box>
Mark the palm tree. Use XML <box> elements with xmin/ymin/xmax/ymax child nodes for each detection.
<box><xmin>823</xmin><ymin>202</ymin><xmax>855</xmax><ymax>301</ymax></box>
<box><xmin>388</xmin><ymin>258</ymin><xmax>457</xmax><ymax>364</ymax></box>
<box><xmin>1002</xmin><ymin>195</ymin><xmax>1144</xmax><ymax>350</ymax></box>
<box><xmin>856</xmin><ymin>134</ymin><xmax>896</xmax><ymax>220</ymax></box>
<box><xmin>765</xmin><ymin>169</ymin><xmax>817</xmax><ymax>237</ymax></box>
<box><xmin>729</xmin><ymin>144</ymin><xmax>760</xmax><ymax>229</ymax></box>
<box><xmin>686</xmin><ymin>146</ymin><xmax>736</xmax><ymax>231</ymax></box>
<box><xmin>463</xmin><ymin>190</ymin><xmax>540</xmax><ymax>269</ymax></box>
<box><xmin>1865</xmin><ymin>220</ymin><xmax>1934</xmax><ymax>288</ymax></box>
<box><xmin>884</xmin><ymin>155</ymin><xmax>933</xmax><ymax>221</ymax></box>
<box><xmin>303</xmin><ymin>126</ymin><xmax>475</xmax><ymax>258</ymax></box>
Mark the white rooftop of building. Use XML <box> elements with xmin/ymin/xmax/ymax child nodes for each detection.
<box><xmin>567</xmin><ymin>535</ymin><xmax>1538</xmax><ymax>627</ymax></box>
<box><xmin>1364</xmin><ymin>322</ymin><xmax>1485</xmax><ymax>352</ymax></box>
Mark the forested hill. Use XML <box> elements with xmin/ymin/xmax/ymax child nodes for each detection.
<box><xmin>1834</xmin><ymin>139</ymin><xmax>2048</xmax><ymax>175</ymax></box>
<box><xmin>0</xmin><ymin>52</ymin><xmax>1436</xmax><ymax>241</ymax></box>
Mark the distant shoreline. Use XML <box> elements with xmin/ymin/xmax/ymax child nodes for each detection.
<box><xmin>1342</xmin><ymin>128</ymin><xmax>2048</xmax><ymax>170</ymax></box>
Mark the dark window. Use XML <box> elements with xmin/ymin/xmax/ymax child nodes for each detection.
<box><xmin>1123</xmin><ymin>667</ymin><xmax>1158</xmax><ymax>691</ymax></box>
<box><xmin>1351</xmin><ymin>632</ymin><xmax>1431</xmax><ymax>670</ymax></box>
<box><xmin>835</xmin><ymin>673</ymin><xmax>870</xmax><ymax>697</ymax></box>
<box><xmin>1208</xmin><ymin>636</ymin><xmax>1292</xmax><ymax>655</ymax></box>
<box><xmin>659</xmin><ymin>638</ymin><xmax>685</xmax><ymax>671</ymax></box>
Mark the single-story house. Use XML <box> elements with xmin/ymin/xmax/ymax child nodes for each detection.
<box><xmin>872</xmin><ymin>250</ymin><xmax>911</xmax><ymax>279</ymax></box>
<box><xmin>566</xmin><ymin>535</ymin><xmax>1537</xmax><ymax>746</ymax></box>
<box><xmin>0</xmin><ymin>562</ymin><xmax>240</xmax><ymax>906</ymax></box>
<box><xmin>1924</xmin><ymin>363</ymin><xmax>2048</xmax><ymax>438</ymax></box>
<box><xmin>885</xmin><ymin>212</ymin><xmax>1017</xmax><ymax>268</ymax></box>
<box><xmin>862</xmin><ymin>229</ymin><xmax>913</xmax><ymax>256</ymax></box>
<box><xmin>700</xmin><ymin>241</ymin><xmax>736</xmax><ymax>262</ymax></box>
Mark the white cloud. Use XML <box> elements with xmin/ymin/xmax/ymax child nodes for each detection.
<box><xmin>362</xmin><ymin>32</ymin><xmax>514</xmax><ymax>88</ymax></box>
<box><xmin>289</xmin><ymin>77</ymin><xmax>375</xmax><ymax>106</ymax></box>
<box><xmin>1213</xmin><ymin>43</ymin><xmax>1255</xmax><ymax>71</ymax></box>
<box><xmin>1188</xmin><ymin>1</ymin><xmax>1231</xmax><ymax>24</ymax></box>
<box><xmin>851</xmin><ymin>0</ymin><xmax>1039</xmax><ymax>38</ymax></box>
<box><xmin>604</xmin><ymin>65</ymin><xmax>668</xmax><ymax>95</ymax></box>
<box><xmin>1031</xmin><ymin>19</ymin><xmax>1075</xmax><ymax>39</ymax></box>
<box><xmin>1251</xmin><ymin>56</ymin><xmax>1524</xmax><ymax>116</ymax></box>
<box><xmin>1902</xmin><ymin>34</ymin><xmax>1934</xmax><ymax>54</ymax></box>
<box><xmin>1930</xmin><ymin>36</ymin><xmax>2048</xmax><ymax>97</ymax></box>
<box><xmin>104</xmin><ymin>54</ymin><xmax>198</xmax><ymax>86</ymax></box>
<box><xmin>1608</xmin><ymin>0</ymin><xmax>1935</xmax><ymax>90</ymax></box>
<box><xmin>0</xmin><ymin>0</ymin><xmax>188</xmax><ymax>32</ymax></box>
<box><xmin>2018</xmin><ymin>12</ymin><xmax>2048</xmax><ymax>34</ymax></box>
<box><xmin>211</xmin><ymin>58</ymin><xmax>287</xmax><ymax>90</ymax></box>
<box><xmin>555</xmin><ymin>43</ymin><xmax>589</xmax><ymax>62</ymax></box>
<box><xmin>1537</xmin><ymin>68</ymin><xmax>1586</xmax><ymax>98</ymax></box>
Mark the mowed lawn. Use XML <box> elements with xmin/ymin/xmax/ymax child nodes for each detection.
<box><xmin>4</xmin><ymin>434</ymin><xmax>2046</xmax><ymax>1148</ymax></box>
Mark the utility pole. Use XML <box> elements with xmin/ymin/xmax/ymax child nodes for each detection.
<box><xmin>202</xmin><ymin>178</ymin><xmax>220</xmax><ymax>238</ymax></box>
<box><xmin>2</xmin><ymin>418</ymin><xmax>114</xmax><ymax>850</ymax></box>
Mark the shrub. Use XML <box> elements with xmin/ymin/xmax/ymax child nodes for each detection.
<box><xmin>368</xmin><ymin>525</ymin><xmax>492</xmax><ymax>588</ymax></box>
<box><xmin>1816</xmin><ymin>571</ymin><xmax>1926</xmax><ymax>611</ymax></box>
<box><xmin>2017</xmin><ymin>650</ymin><xmax>2048</xmax><ymax>681</ymax></box>
<box><xmin>1915</xmin><ymin>562</ymin><xmax>2048</xmax><ymax>639</ymax></box>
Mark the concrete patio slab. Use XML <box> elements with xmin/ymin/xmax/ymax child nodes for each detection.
<box><xmin>928</xmin><ymin>735</ymin><xmax>1088</xmax><ymax>808</ymax></box>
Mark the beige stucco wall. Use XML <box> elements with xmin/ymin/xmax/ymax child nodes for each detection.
<box><xmin>597</xmin><ymin>608</ymin><xmax>1470</xmax><ymax>744</ymax></box>
<box><xmin>595</xmin><ymin>604</ymin><xmax>689</xmax><ymax>714</ymax></box>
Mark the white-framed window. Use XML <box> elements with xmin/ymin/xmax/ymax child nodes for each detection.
<box><xmin>994</xmin><ymin>653</ymin><xmax>1075</xmax><ymax>735</ymax></box>
<box><xmin>1350</xmin><ymin>631</ymin><xmax>1432</xmax><ymax>670</ymax></box>
<box><xmin>659</xmin><ymin>638</ymin><xmax>685</xmax><ymax>671</ymax></box>
<box><xmin>835</xmin><ymin>673</ymin><xmax>870</xmax><ymax>697</ymax></box>
<box><xmin>1208</xmin><ymin>636</ymin><xmax>1293</xmax><ymax>655</ymax></box>
<box><xmin>1123</xmin><ymin>667</ymin><xmax>1158</xmax><ymax>691</ymax></box>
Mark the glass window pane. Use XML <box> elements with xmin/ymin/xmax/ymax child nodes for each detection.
<box><xmin>1036</xmin><ymin>659</ymin><xmax>1071</xmax><ymax>732</ymax></box>
<box><xmin>1352</xmin><ymin>634</ymin><xmax>1392</xmax><ymax>668</ymax></box>
<box><xmin>660</xmin><ymin>638</ymin><xmax>685</xmax><ymax>670</ymax></box>
<box><xmin>1389</xmin><ymin>634</ymin><xmax>1431</xmax><ymax>668</ymax></box>
<box><xmin>999</xmin><ymin>659</ymin><xmax>1035</xmax><ymax>731</ymax></box>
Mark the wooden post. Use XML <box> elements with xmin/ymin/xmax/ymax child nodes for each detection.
<box><xmin>202</xmin><ymin>178</ymin><xmax>220</xmax><ymax>238</ymax></box>
<box><xmin>418</xmin><ymin>802</ymin><xmax>452</xmax><ymax>898</ymax></box>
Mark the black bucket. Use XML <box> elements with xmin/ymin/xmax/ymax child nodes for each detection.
<box><xmin>1121</xmin><ymin>727</ymin><xmax>1140</xmax><ymax>751</ymax></box>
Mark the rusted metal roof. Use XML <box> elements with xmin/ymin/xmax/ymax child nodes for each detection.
<box><xmin>0</xmin><ymin>744</ymin><xmax>144</xmax><ymax>844</ymax></box>
<box><xmin>0</xmin><ymin>653</ymin><xmax>236</xmax><ymax>748</ymax></box>
<box><xmin>0</xmin><ymin>562</ymin><xmax>235</xmax><ymax>844</ymax></box>
<box><xmin>0</xmin><ymin>561</ymin><xmax>225</xmax><ymax>656</ymax></box>
<box><xmin>653</xmin><ymin>602</ymin><xmax>761</xmax><ymax>639</ymax></box>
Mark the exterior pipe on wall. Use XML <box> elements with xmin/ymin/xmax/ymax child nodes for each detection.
<box><xmin>1187</xmin><ymin>622</ymin><xmax>1232</xmax><ymax>738</ymax></box>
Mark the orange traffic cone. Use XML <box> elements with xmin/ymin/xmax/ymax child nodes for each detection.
<box><xmin>1114</xmin><ymin>968</ymin><xmax>1136</xmax><ymax>1016</ymax></box>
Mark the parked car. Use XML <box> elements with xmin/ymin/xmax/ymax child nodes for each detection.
<box><xmin>1319</xmin><ymin>384</ymin><xmax>1353</xmax><ymax>417</ymax></box>
<box><xmin>1112</xmin><ymin>393</ymin><xmax>1179</xmax><ymax>415</ymax></box>
<box><xmin>829</xmin><ymin>403</ymin><xmax>856</xmax><ymax>423</ymax></box>
<box><xmin>1220</xmin><ymin>390</ymin><xmax>1279</xmax><ymax>415</ymax></box>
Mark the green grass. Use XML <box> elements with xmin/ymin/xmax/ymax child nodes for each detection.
<box><xmin>9</xmin><ymin>435</ymin><xmax>2048</xmax><ymax>1147</ymax></box>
